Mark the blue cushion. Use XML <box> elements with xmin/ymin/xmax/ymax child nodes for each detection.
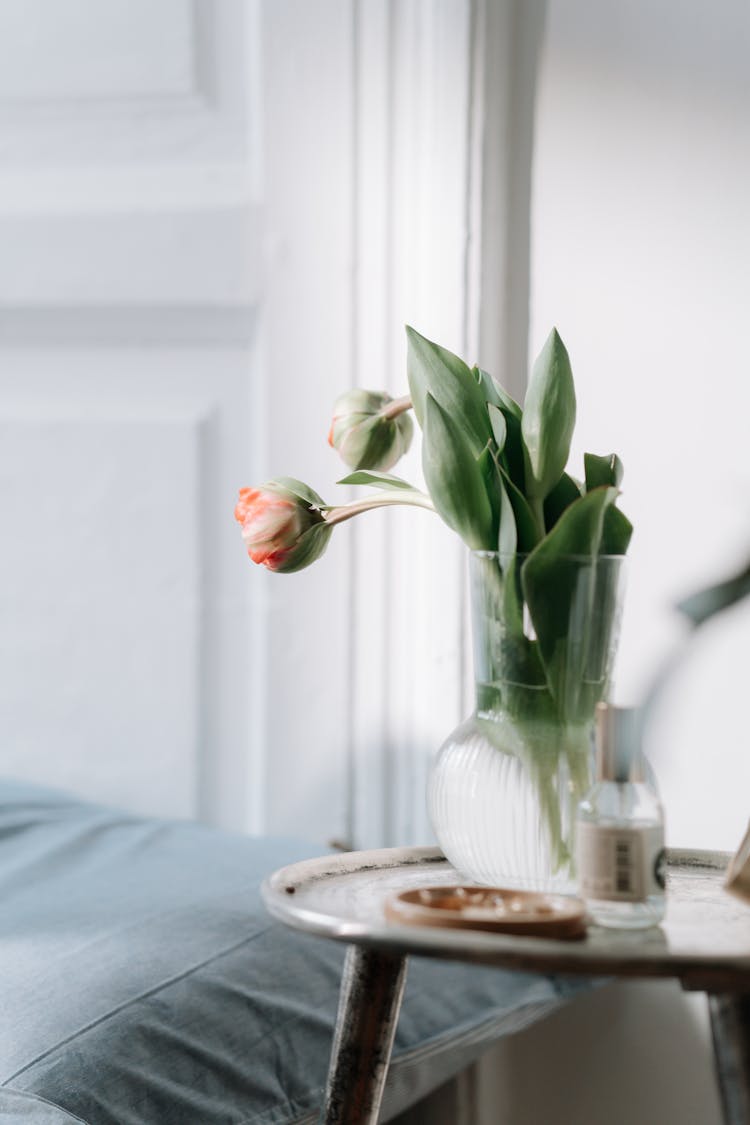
<box><xmin>0</xmin><ymin>781</ymin><xmax>585</xmax><ymax>1123</ymax></box>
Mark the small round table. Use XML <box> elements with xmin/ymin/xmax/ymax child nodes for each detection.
<box><xmin>263</xmin><ymin>846</ymin><xmax>750</xmax><ymax>1125</ymax></box>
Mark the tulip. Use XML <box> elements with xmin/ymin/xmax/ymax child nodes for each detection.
<box><xmin>328</xmin><ymin>389</ymin><xmax>413</xmax><ymax>471</ymax></box>
<box><xmin>234</xmin><ymin>479</ymin><xmax>331</xmax><ymax>573</ymax></box>
<box><xmin>235</xmin><ymin>474</ymin><xmax>435</xmax><ymax>574</ymax></box>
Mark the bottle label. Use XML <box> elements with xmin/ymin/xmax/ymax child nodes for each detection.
<box><xmin>577</xmin><ymin>823</ymin><xmax>666</xmax><ymax>903</ymax></box>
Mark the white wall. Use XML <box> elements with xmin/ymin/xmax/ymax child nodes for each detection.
<box><xmin>505</xmin><ymin>5</ymin><xmax>750</xmax><ymax>1123</ymax></box>
<box><xmin>0</xmin><ymin>0</ymin><xmax>265</xmax><ymax>830</ymax></box>
<box><xmin>403</xmin><ymin>982</ymin><xmax>722</xmax><ymax>1125</ymax></box>
<box><xmin>476</xmin><ymin>982</ymin><xmax>722</xmax><ymax>1125</ymax></box>
<box><xmin>530</xmin><ymin>0</ymin><xmax>750</xmax><ymax>853</ymax></box>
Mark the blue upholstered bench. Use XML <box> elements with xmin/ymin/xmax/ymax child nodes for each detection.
<box><xmin>0</xmin><ymin>780</ymin><xmax>585</xmax><ymax>1123</ymax></box>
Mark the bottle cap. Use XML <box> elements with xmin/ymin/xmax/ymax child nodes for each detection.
<box><xmin>595</xmin><ymin>703</ymin><xmax>644</xmax><ymax>782</ymax></box>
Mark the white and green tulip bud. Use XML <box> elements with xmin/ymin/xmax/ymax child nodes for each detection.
<box><xmin>234</xmin><ymin>478</ymin><xmax>331</xmax><ymax>573</ymax></box>
<box><xmin>328</xmin><ymin>389</ymin><xmax>413</xmax><ymax>471</ymax></box>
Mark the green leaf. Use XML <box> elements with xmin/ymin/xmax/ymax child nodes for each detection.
<box><xmin>482</xmin><ymin>437</ymin><xmax>531</xmax><ymax>557</ymax></box>
<box><xmin>406</xmin><ymin>327</ymin><xmax>491</xmax><ymax>456</ymax></box>
<box><xmin>487</xmin><ymin>403</ymin><xmax>507</xmax><ymax>451</ymax></box>
<box><xmin>473</xmin><ymin>366</ymin><xmax>522</xmax><ymax>420</ymax></box>
<box><xmin>521</xmin><ymin>487</ymin><xmax>617</xmax><ymax>714</ymax></box>
<box><xmin>422</xmin><ymin>394</ymin><xmax>494</xmax><ymax>549</ymax></box>
<box><xmin>485</xmin><ymin>398</ymin><xmax>525</xmax><ymax>492</ymax></box>
<box><xmin>337</xmin><ymin>470</ymin><xmax>417</xmax><ymax>492</ymax></box>
<box><xmin>497</xmin><ymin>471</ymin><xmax>517</xmax><ymax>558</ymax></box>
<box><xmin>470</xmin><ymin>554</ymin><xmax>547</xmax><ymax>699</ymax></box>
<box><xmin>524</xmin><ymin>485</ymin><xmax>617</xmax><ymax>576</ymax></box>
<box><xmin>498</xmin><ymin>407</ymin><xmax>526</xmax><ymax>492</ymax></box>
<box><xmin>521</xmin><ymin>328</ymin><xmax>576</xmax><ymax>501</ymax></box>
<box><xmin>677</xmin><ymin>560</ymin><xmax>750</xmax><ymax>627</ymax></box>
<box><xmin>347</xmin><ymin>417</ymin><xmax>399</xmax><ymax>470</ymax></box>
<box><xmin>584</xmin><ymin>452</ymin><xmax>624</xmax><ymax>491</ymax></box>
<box><xmin>600</xmin><ymin>505</ymin><xmax>633</xmax><ymax>555</ymax></box>
<box><xmin>543</xmin><ymin>472</ymin><xmax>582</xmax><ymax>531</ymax></box>
<box><xmin>273</xmin><ymin>522</ymin><xmax>333</xmax><ymax>574</ymax></box>
<box><xmin>271</xmin><ymin>477</ymin><xmax>327</xmax><ymax>510</ymax></box>
<box><xmin>477</xmin><ymin>445</ymin><xmax>502</xmax><ymax>542</ymax></box>
<box><xmin>497</xmin><ymin>465</ymin><xmax>540</xmax><ymax>553</ymax></box>
<box><xmin>498</xmin><ymin>557</ymin><xmax>548</xmax><ymax>689</ymax></box>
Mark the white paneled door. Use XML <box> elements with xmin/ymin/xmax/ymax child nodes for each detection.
<box><xmin>0</xmin><ymin>0</ymin><xmax>267</xmax><ymax>830</ymax></box>
<box><xmin>0</xmin><ymin>0</ymin><xmax>490</xmax><ymax>848</ymax></box>
<box><xmin>0</xmin><ymin>0</ymin><xmax>384</xmax><ymax>843</ymax></box>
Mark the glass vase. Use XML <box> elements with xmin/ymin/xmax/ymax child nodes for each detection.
<box><xmin>428</xmin><ymin>551</ymin><xmax>626</xmax><ymax>892</ymax></box>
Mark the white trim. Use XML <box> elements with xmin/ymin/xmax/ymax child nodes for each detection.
<box><xmin>0</xmin><ymin>306</ymin><xmax>257</xmax><ymax>347</ymax></box>
<box><xmin>473</xmin><ymin>0</ymin><xmax>547</xmax><ymax>396</ymax></box>
<box><xmin>349</xmin><ymin>0</ymin><xmax>392</xmax><ymax>849</ymax></box>
<box><xmin>0</xmin><ymin>206</ymin><xmax>260</xmax><ymax>310</ymax></box>
<box><xmin>348</xmin><ymin>0</ymin><xmax>546</xmax><ymax>850</ymax></box>
<box><xmin>350</xmin><ymin>0</ymin><xmax>475</xmax><ymax>849</ymax></box>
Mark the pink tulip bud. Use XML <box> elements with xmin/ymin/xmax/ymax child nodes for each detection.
<box><xmin>234</xmin><ymin>480</ymin><xmax>331</xmax><ymax>573</ymax></box>
<box><xmin>328</xmin><ymin>389</ymin><xmax>413</xmax><ymax>471</ymax></box>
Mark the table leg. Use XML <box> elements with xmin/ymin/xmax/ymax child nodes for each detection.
<box><xmin>319</xmin><ymin>945</ymin><xmax>408</xmax><ymax>1125</ymax></box>
<box><xmin>708</xmin><ymin>993</ymin><xmax>750</xmax><ymax>1125</ymax></box>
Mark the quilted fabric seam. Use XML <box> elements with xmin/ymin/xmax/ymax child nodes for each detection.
<box><xmin>1</xmin><ymin>1086</ymin><xmax>91</xmax><ymax>1125</ymax></box>
<box><xmin>228</xmin><ymin>995</ymin><xmax>567</xmax><ymax>1125</ymax></box>
<box><xmin>1</xmin><ymin>923</ymin><xmax>276</xmax><ymax>1086</ymax></box>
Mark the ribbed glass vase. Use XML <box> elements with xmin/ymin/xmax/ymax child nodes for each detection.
<box><xmin>428</xmin><ymin>551</ymin><xmax>626</xmax><ymax>892</ymax></box>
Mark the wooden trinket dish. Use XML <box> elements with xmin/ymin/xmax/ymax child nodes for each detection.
<box><xmin>385</xmin><ymin>884</ymin><xmax>587</xmax><ymax>940</ymax></box>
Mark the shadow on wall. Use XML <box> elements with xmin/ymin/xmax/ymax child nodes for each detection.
<box><xmin>424</xmin><ymin>981</ymin><xmax>722</xmax><ymax>1125</ymax></box>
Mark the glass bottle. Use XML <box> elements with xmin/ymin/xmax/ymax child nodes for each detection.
<box><xmin>576</xmin><ymin>703</ymin><xmax>666</xmax><ymax>929</ymax></box>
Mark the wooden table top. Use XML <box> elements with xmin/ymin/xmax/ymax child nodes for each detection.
<box><xmin>262</xmin><ymin>846</ymin><xmax>750</xmax><ymax>992</ymax></box>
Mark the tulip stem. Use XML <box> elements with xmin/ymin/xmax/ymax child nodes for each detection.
<box><xmin>324</xmin><ymin>491</ymin><xmax>435</xmax><ymax>526</ymax></box>
<box><xmin>530</xmin><ymin>495</ymin><xmax>547</xmax><ymax>539</ymax></box>
<box><xmin>381</xmin><ymin>394</ymin><xmax>413</xmax><ymax>420</ymax></box>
